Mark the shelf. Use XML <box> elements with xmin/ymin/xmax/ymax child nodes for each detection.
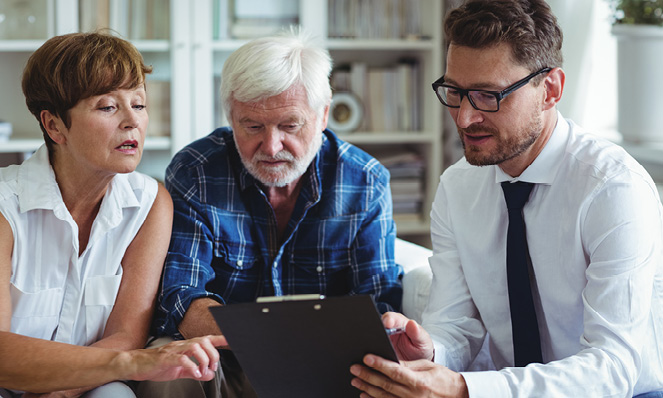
<box><xmin>0</xmin><ymin>40</ymin><xmax>170</xmax><ymax>53</ymax></box>
<box><xmin>210</xmin><ymin>38</ymin><xmax>436</xmax><ymax>53</ymax></box>
<box><xmin>0</xmin><ymin>40</ymin><xmax>44</xmax><ymax>51</ymax></box>
<box><xmin>0</xmin><ymin>139</ymin><xmax>43</xmax><ymax>153</ymax></box>
<box><xmin>132</xmin><ymin>40</ymin><xmax>170</xmax><ymax>52</ymax></box>
<box><xmin>211</xmin><ymin>40</ymin><xmax>249</xmax><ymax>51</ymax></box>
<box><xmin>0</xmin><ymin>0</ymin><xmax>444</xmax><ymax>238</ymax></box>
<box><xmin>392</xmin><ymin>218</ymin><xmax>430</xmax><ymax>235</ymax></box>
<box><xmin>0</xmin><ymin>137</ymin><xmax>171</xmax><ymax>153</ymax></box>
<box><xmin>325</xmin><ymin>38</ymin><xmax>436</xmax><ymax>51</ymax></box>
<box><xmin>339</xmin><ymin>131</ymin><xmax>438</xmax><ymax>145</ymax></box>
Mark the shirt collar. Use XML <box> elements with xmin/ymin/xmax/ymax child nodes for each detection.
<box><xmin>495</xmin><ymin>111</ymin><xmax>569</xmax><ymax>185</ymax></box>
<box><xmin>17</xmin><ymin>145</ymin><xmax>63</xmax><ymax>213</ymax></box>
<box><xmin>17</xmin><ymin>145</ymin><xmax>141</xmax><ymax>218</ymax></box>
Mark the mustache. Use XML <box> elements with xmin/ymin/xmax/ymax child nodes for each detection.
<box><xmin>459</xmin><ymin>125</ymin><xmax>499</xmax><ymax>136</ymax></box>
<box><xmin>253</xmin><ymin>151</ymin><xmax>296</xmax><ymax>162</ymax></box>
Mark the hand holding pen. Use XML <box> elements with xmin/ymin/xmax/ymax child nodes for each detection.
<box><xmin>381</xmin><ymin>312</ymin><xmax>435</xmax><ymax>362</ymax></box>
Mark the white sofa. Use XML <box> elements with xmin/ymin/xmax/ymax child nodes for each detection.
<box><xmin>395</xmin><ymin>238</ymin><xmax>433</xmax><ymax>323</ymax></box>
<box><xmin>396</xmin><ymin>238</ymin><xmax>494</xmax><ymax>370</ymax></box>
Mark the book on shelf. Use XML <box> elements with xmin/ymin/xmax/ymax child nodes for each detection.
<box><xmin>79</xmin><ymin>0</ymin><xmax>110</xmax><ymax>33</ymax></box>
<box><xmin>229</xmin><ymin>0</ymin><xmax>298</xmax><ymax>39</ymax></box>
<box><xmin>330</xmin><ymin>66</ymin><xmax>351</xmax><ymax>93</ymax></box>
<box><xmin>327</xmin><ymin>0</ymin><xmax>424</xmax><ymax>40</ymax></box>
<box><xmin>214</xmin><ymin>76</ymin><xmax>229</xmax><ymax>128</ymax></box>
<box><xmin>349</xmin><ymin>62</ymin><xmax>369</xmax><ymax>130</ymax></box>
<box><xmin>373</xmin><ymin>148</ymin><xmax>425</xmax><ymax>217</ymax></box>
<box><xmin>79</xmin><ymin>0</ymin><xmax>169</xmax><ymax>40</ymax></box>
<box><xmin>391</xmin><ymin>177</ymin><xmax>423</xmax><ymax>216</ymax></box>
<box><xmin>392</xmin><ymin>191</ymin><xmax>424</xmax><ymax>203</ymax></box>
<box><xmin>146</xmin><ymin>80</ymin><xmax>171</xmax><ymax>137</ymax></box>
<box><xmin>392</xmin><ymin>200</ymin><xmax>421</xmax><ymax>215</ymax></box>
<box><xmin>214</xmin><ymin>0</ymin><xmax>230</xmax><ymax>40</ymax></box>
<box><xmin>393</xmin><ymin>212</ymin><xmax>422</xmax><ymax>224</ymax></box>
<box><xmin>331</xmin><ymin>59</ymin><xmax>419</xmax><ymax>133</ymax></box>
<box><xmin>402</xmin><ymin>0</ymin><xmax>423</xmax><ymax>40</ymax></box>
<box><xmin>376</xmin><ymin>150</ymin><xmax>425</xmax><ymax>169</ymax></box>
<box><xmin>390</xmin><ymin>177</ymin><xmax>423</xmax><ymax>194</ymax></box>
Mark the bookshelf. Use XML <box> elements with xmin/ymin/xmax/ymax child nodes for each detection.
<box><xmin>0</xmin><ymin>0</ymin><xmax>180</xmax><ymax>178</ymax></box>
<box><xmin>0</xmin><ymin>0</ymin><xmax>444</xmax><ymax>243</ymax></box>
<box><xmin>194</xmin><ymin>0</ymin><xmax>444</xmax><ymax>242</ymax></box>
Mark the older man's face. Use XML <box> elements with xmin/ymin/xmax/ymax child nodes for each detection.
<box><xmin>231</xmin><ymin>85</ymin><xmax>329</xmax><ymax>187</ymax></box>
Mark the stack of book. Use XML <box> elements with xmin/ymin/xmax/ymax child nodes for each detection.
<box><xmin>327</xmin><ymin>0</ymin><xmax>424</xmax><ymax>40</ymax></box>
<box><xmin>213</xmin><ymin>0</ymin><xmax>299</xmax><ymax>40</ymax></box>
<box><xmin>79</xmin><ymin>0</ymin><xmax>170</xmax><ymax>40</ymax></box>
<box><xmin>146</xmin><ymin>80</ymin><xmax>171</xmax><ymax>137</ymax></box>
<box><xmin>374</xmin><ymin>149</ymin><xmax>426</xmax><ymax>221</ymax></box>
<box><xmin>331</xmin><ymin>60</ymin><xmax>420</xmax><ymax>133</ymax></box>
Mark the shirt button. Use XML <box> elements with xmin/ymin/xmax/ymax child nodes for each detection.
<box><xmin>273</xmin><ymin>262</ymin><xmax>278</xmax><ymax>268</ymax></box>
<box><xmin>316</xmin><ymin>266</ymin><xmax>323</xmax><ymax>273</ymax></box>
<box><xmin>237</xmin><ymin>260</ymin><xmax>243</xmax><ymax>267</ymax></box>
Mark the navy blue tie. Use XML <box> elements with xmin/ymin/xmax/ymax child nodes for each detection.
<box><xmin>501</xmin><ymin>181</ymin><xmax>542</xmax><ymax>367</ymax></box>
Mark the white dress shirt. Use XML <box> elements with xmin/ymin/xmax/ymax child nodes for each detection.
<box><xmin>423</xmin><ymin>113</ymin><xmax>663</xmax><ymax>397</ymax></box>
<box><xmin>0</xmin><ymin>145</ymin><xmax>157</xmax><ymax>346</ymax></box>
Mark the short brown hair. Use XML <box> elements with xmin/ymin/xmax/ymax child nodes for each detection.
<box><xmin>21</xmin><ymin>32</ymin><xmax>152</xmax><ymax>151</ymax></box>
<box><xmin>445</xmin><ymin>0</ymin><xmax>563</xmax><ymax>73</ymax></box>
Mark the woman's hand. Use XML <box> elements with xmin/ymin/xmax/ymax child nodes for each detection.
<box><xmin>126</xmin><ymin>335</ymin><xmax>227</xmax><ymax>382</ymax></box>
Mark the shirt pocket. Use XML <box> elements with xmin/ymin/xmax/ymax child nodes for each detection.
<box><xmin>10</xmin><ymin>283</ymin><xmax>64</xmax><ymax>340</ymax></box>
<box><xmin>212</xmin><ymin>240</ymin><xmax>260</xmax><ymax>302</ymax></box>
<box><xmin>84</xmin><ymin>273</ymin><xmax>122</xmax><ymax>345</ymax></box>
<box><xmin>289</xmin><ymin>249</ymin><xmax>352</xmax><ymax>296</ymax></box>
<box><xmin>214</xmin><ymin>240</ymin><xmax>259</xmax><ymax>271</ymax></box>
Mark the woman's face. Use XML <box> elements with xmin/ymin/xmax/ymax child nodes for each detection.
<box><xmin>56</xmin><ymin>86</ymin><xmax>148</xmax><ymax>176</ymax></box>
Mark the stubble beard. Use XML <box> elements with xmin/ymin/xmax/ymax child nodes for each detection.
<box><xmin>460</xmin><ymin>111</ymin><xmax>543</xmax><ymax>167</ymax></box>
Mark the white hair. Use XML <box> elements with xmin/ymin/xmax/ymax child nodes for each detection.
<box><xmin>220</xmin><ymin>26</ymin><xmax>332</xmax><ymax>124</ymax></box>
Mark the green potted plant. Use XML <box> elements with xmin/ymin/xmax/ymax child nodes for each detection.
<box><xmin>609</xmin><ymin>0</ymin><xmax>663</xmax><ymax>143</ymax></box>
<box><xmin>609</xmin><ymin>0</ymin><xmax>663</xmax><ymax>25</ymax></box>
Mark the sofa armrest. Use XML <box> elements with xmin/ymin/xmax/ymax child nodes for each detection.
<box><xmin>395</xmin><ymin>238</ymin><xmax>433</xmax><ymax>323</ymax></box>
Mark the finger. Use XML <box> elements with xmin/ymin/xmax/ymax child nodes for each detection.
<box><xmin>351</xmin><ymin>376</ymin><xmax>395</xmax><ymax>398</ymax></box>
<box><xmin>381</xmin><ymin>311</ymin><xmax>409</xmax><ymax>329</ymax></box>
<box><xmin>365</xmin><ymin>355</ymin><xmax>429</xmax><ymax>387</ymax></box>
<box><xmin>350</xmin><ymin>364</ymin><xmax>402</xmax><ymax>398</ymax></box>
<box><xmin>190</xmin><ymin>336</ymin><xmax>222</xmax><ymax>373</ymax></box>
<box><xmin>185</xmin><ymin>341</ymin><xmax>210</xmax><ymax>375</ymax></box>
<box><xmin>206</xmin><ymin>334</ymin><xmax>229</xmax><ymax>348</ymax></box>
<box><xmin>200</xmin><ymin>336</ymin><xmax>222</xmax><ymax>358</ymax></box>
<box><xmin>173</xmin><ymin>353</ymin><xmax>204</xmax><ymax>379</ymax></box>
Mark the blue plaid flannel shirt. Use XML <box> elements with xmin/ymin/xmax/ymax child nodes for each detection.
<box><xmin>155</xmin><ymin>128</ymin><xmax>402</xmax><ymax>338</ymax></box>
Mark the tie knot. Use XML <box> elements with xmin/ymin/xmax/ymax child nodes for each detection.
<box><xmin>501</xmin><ymin>181</ymin><xmax>534</xmax><ymax>210</ymax></box>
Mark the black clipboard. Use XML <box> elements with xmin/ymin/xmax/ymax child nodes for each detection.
<box><xmin>208</xmin><ymin>295</ymin><xmax>398</xmax><ymax>398</ymax></box>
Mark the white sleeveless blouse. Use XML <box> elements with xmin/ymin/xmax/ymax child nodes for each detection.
<box><xmin>0</xmin><ymin>145</ymin><xmax>157</xmax><ymax>346</ymax></box>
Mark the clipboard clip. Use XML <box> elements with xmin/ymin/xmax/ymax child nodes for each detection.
<box><xmin>256</xmin><ymin>294</ymin><xmax>326</xmax><ymax>303</ymax></box>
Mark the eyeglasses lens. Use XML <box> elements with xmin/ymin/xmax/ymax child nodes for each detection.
<box><xmin>437</xmin><ymin>86</ymin><xmax>498</xmax><ymax>112</ymax></box>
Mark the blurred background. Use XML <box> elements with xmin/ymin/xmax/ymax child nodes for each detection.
<box><xmin>0</xmin><ymin>0</ymin><xmax>661</xmax><ymax>248</ymax></box>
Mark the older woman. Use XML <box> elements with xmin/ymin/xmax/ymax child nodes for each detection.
<box><xmin>0</xmin><ymin>32</ymin><xmax>223</xmax><ymax>398</ymax></box>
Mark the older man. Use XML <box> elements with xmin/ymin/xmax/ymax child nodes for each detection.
<box><xmin>350</xmin><ymin>1</ymin><xmax>663</xmax><ymax>397</ymax></box>
<box><xmin>138</xmin><ymin>29</ymin><xmax>402</xmax><ymax>398</ymax></box>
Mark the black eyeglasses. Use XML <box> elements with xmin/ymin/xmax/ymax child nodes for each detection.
<box><xmin>431</xmin><ymin>67</ymin><xmax>552</xmax><ymax>112</ymax></box>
